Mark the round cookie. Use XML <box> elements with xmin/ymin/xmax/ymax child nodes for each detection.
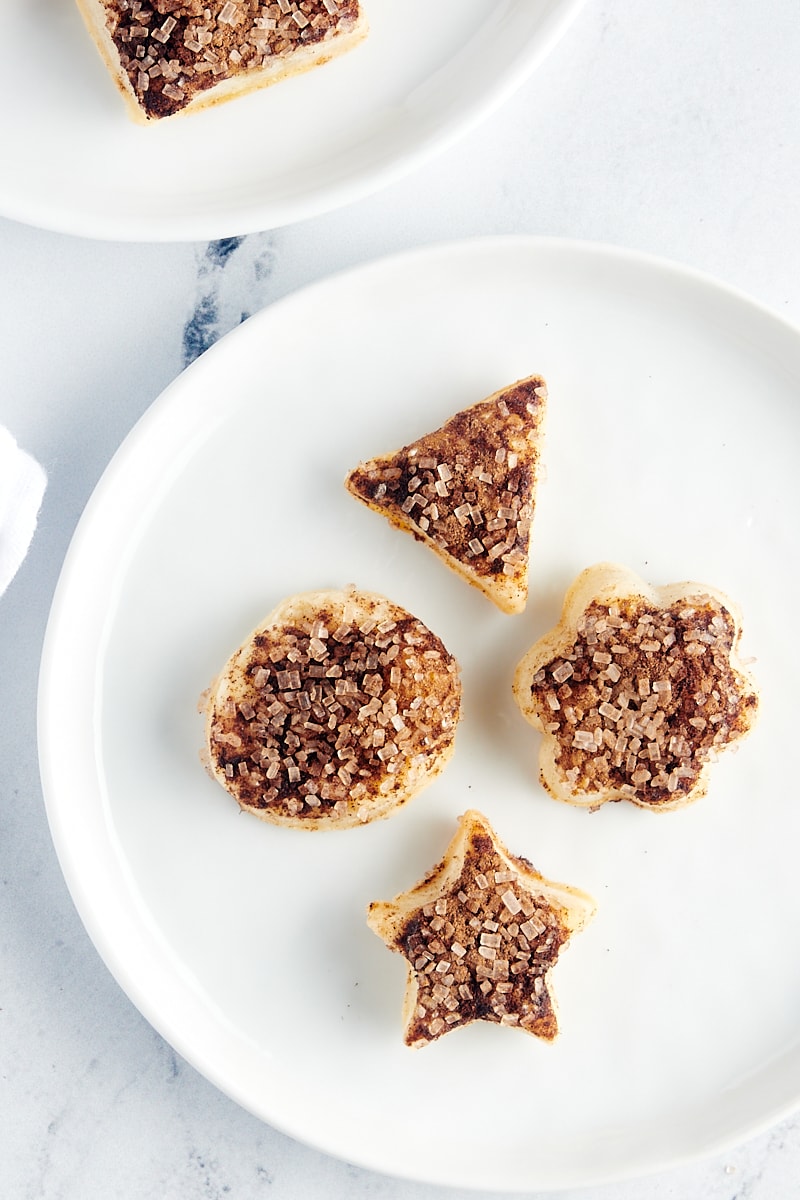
<box><xmin>202</xmin><ymin>587</ymin><xmax>461</xmax><ymax>830</ymax></box>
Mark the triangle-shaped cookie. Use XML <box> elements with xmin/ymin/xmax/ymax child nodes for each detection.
<box><xmin>345</xmin><ymin>376</ymin><xmax>547</xmax><ymax>614</ymax></box>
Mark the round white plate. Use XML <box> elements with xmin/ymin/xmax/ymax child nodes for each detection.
<box><xmin>39</xmin><ymin>238</ymin><xmax>800</xmax><ymax>1191</ymax></box>
<box><xmin>0</xmin><ymin>0</ymin><xmax>584</xmax><ymax>241</ymax></box>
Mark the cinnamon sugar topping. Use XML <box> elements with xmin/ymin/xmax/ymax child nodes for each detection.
<box><xmin>523</xmin><ymin>592</ymin><xmax>758</xmax><ymax>806</ymax></box>
<box><xmin>207</xmin><ymin>595</ymin><xmax>460</xmax><ymax>824</ymax></box>
<box><xmin>98</xmin><ymin>0</ymin><xmax>363</xmax><ymax>119</ymax></box>
<box><xmin>345</xmin><ymin>378</ymin><xmax>547</xmax><ymax>612</ymax></box>
<box><xmin>367</xmin><ymin>811</ymin><xmax>595</xmax><ymax>1046</ymax></box>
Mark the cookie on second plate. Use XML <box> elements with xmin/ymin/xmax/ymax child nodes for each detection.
<box><xmin>75</xmin><ymin>0</ymin><xmax>369</xmax><ymax>122</ymax></box>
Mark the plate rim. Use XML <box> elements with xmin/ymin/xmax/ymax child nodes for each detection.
<box><xmin>0</xmin><ymin>0</ymin><xmax>588</xmax><ymax>242</ymax></box>
<box><xmin>37</xmin><ymin>235</ymin><xmax>800</xmax><ymax>1190</ymax></box>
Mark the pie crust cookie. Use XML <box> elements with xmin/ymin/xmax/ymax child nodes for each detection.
<box><xmin>75</xmin><ymin>0</ymin><xmax>368</xmax><ymax>122</ymax></box>
<box><xmin>345</xmin><ymin>376</ymin><xmax>548</xmax><ymax>614</ymax></box>
<box><xmin>513</xmin><ymin>563</ymin><xmax>759</xmax><ymax>811</ymax></box>
<box><xmin>201</xmin><ymin>588</ymin><xmax>461</xmax><ymax>830</ymax></box>
<box><xmin>367</xmin><ymin>809</ymin><xmax>595</xmax><ymax>1046</ymax></box>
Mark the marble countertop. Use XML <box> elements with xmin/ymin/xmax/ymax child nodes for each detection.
<box><xmin>2</xmin><ymin>2</ymin><xmax>800</xmax><ymax>1197</ymax></box>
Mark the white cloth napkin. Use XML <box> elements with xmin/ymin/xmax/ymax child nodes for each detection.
<box><xmin>0</xmin><ymin>426</ymin><xmax>47</xmax><ymax>598</ymax></box>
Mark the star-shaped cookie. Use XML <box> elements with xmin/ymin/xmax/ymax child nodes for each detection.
<box><xmin>513</xmin><ymin>563</ymin><xmax>759</xmax><ymax>811</ymax></box>
<box><xmin>345</xmin><ymin>376</ymin><xmax>548</xmax><ymax>614</ymax></box>
<box><xmin>367</xmin><ymin>809</ymin><xmax>595</xmax><ymax>1046</ymax></box>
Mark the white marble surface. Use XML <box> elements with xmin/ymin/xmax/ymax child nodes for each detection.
<box><xmin>2</xmin><ymin>1</ymin><xmax>800</xmax><ymax>1197</ymax></box>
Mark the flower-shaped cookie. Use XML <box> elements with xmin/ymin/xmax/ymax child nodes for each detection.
<box><xmin>367</xmin><ymin>810</ymin><xmax>595</xmax><ymax>1046</ymax></box>
<box><xmin>513</xmin><ymin>563</ymin><xmax>759</xmax><ymax>811</ymax></box>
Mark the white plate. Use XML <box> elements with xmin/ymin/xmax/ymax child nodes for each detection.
<box><xmin>0</xmin><ymin>1</ymin><xmax>584</xmax><ymax>241</ymax></box>
<box><xmin>39</xmin><ymin>238</ymin><xmax>800</xmax><ymax>1191</ymax></box>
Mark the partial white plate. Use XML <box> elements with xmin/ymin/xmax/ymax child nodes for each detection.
<box><xmin>39</xmin><ymin>239</ymin><xmax>800</xmax><ymax>1191</ymax></box>
<box><xmin>0</xmin><ymin>1</ymin><xmax>584</xmax><ymax>241</ymax></box>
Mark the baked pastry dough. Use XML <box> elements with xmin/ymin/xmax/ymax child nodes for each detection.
<box><xmin>367</xmin><ymin>809</ymin><xmax>595</xmax><ymax>1046</ymax></box>
<box><xmin>345</xmin><ymin>376</ymin><xmax>548</xmax><ymax>614</ymax></box>
<box><xmin>513</xmin><ymin>563</ymin><xmax>759</xmax><ymax>811</ymax></box>
<box><xmin>201</xmin><ymin>588</ymin><xmax>461</xmax><ymax>830</ymax></box>
<box><xmin>75</xmin><ymin>0</ymin><xmax>368</xmax><ymax>122</ymax></box>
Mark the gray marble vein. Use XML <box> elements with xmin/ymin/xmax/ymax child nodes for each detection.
<box><xmin>183</xmin><ymin>234</ymin><xmax>278</xmax><ymax>367</ymax></box>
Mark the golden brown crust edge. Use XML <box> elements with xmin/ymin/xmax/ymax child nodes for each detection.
<box><xmin>201</xmin><ymin>588</ymin><xmax>461</xmax><ymax>831</ymax></box>
<box><xmin>512</xmin><ymin>563</ymin><xmax>759</xmax><ymax>812</ymax></box>
<box><xmin>75</xmin><ymin>0</ymin><xmax>148</xmax><ymax>123</ymax></box>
